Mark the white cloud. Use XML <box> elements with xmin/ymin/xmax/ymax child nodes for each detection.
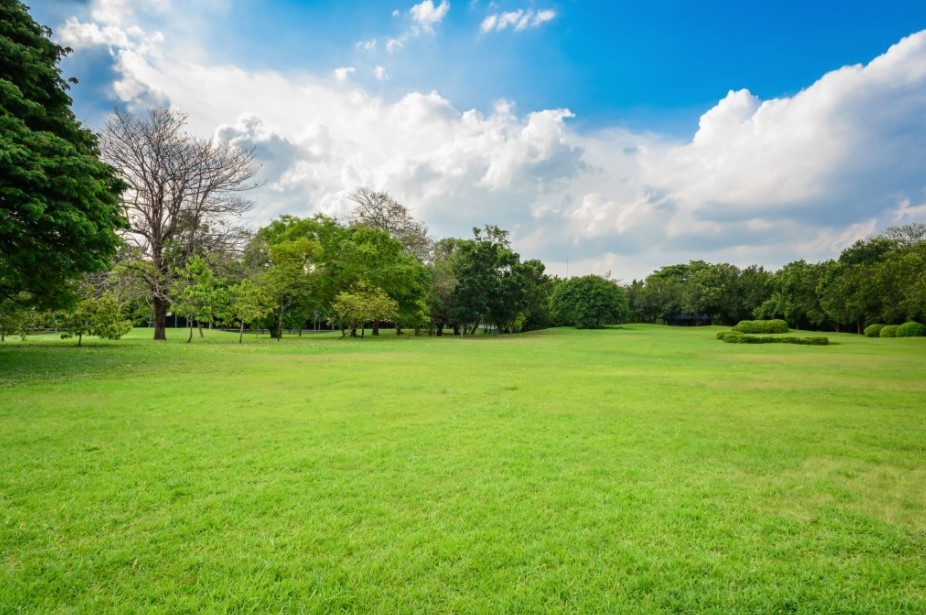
<box><xmin>409</xmin><ymin>0</ymin><xmax>450</xmax><ymax>32</ymax></box>
<box><xmin>374</xmin><ymin>65</ymin><xmax>388</xmax><ymax>81</ymax></box>
<box><xmin>481</xmin><ymin>8</ymin><xmax>556</xmax><ymax>33</ymax></box>
<box><xmin>357</xmin><ymin>38</ymin><xmax>377</xmax><ymax>51</ymax></box>
<box><xmin>334</xmin><ymin>67</ymin><xmax>355</xmax><ymax>82</ymax></box>
<box><xmin>53</xmin><ymin>2</ymin><xmax>926</xmax><ymax>280</ymax></box>
<box><xmin>893</xmin><ymin>197</ymin><xmax>926</xmax><ymax>221</ymax></box>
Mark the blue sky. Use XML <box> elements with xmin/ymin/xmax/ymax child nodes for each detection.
<box><xmin>31</xmin><ymin>0</ymin><xmax>926</xmax><ymax>279</ymax></box>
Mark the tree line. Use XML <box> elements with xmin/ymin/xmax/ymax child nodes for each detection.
<box><xmin>626</xmin><ymin>223</ymin><xmax>926</xmax><ymax>333</ymax></box>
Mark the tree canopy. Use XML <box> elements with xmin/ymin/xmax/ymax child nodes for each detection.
<box><xmin>0</xmin><ymin>1</ymin><xmax>126</xmax><ymax>308</ymax></box>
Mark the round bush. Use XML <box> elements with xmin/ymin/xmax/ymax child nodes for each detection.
<box><xmin>879</xmin><ymin>325</ymin><xmax>899</xmax><ymax>338</ymax></box>
<box><xmin>863</xmin><ymin>324</ymin><xmax>884</xmax><ymax>338</ymax></box>
<box><xmin>732</xmin><ymin>319</ymin><xmax>789</xmax><ymax>334</ymax></box>
<box><xmin>896</xmin><ymin>321</ymin><xmax>926</xmax><ymax>337</ymax></box>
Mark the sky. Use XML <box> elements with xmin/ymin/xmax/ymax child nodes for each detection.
<box><xmin>30</xmin><ymin>0</ymin><xmax>926</xmax><ymax>280</ymax></box>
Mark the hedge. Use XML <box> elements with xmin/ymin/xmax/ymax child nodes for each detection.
<box><xmin>896</xmin><ymin>321</ymin><xmax>926</xmax><ymax>337</ymax></box>
<box><xmin>863</xmin><ymin>324</ymin><xmax>884</xmax><ymax>338</ymax></box>
<box><xmin>879</xmin><ymin>325</ymin><xmax>899</xmax><ymax>338</ymax></box>
<box><xmin>732</xmin><ymin>319</ymin><xmax>790</xmax><ymax>334</ymax></box>
<box><xmin>717</xmin><ymin>331</ymin><xmax>828</xmax><ymax>345</ymax></box>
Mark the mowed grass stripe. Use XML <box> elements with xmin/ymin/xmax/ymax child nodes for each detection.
<box><xmin>1</xmin><ymin>326</ymin><xmax>924</xmax><ymax>613</ymax></box>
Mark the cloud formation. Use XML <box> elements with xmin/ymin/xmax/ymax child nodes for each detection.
<box><xmin>481</xmin><ymin>9</ymin><xmax>556</xmax><ymax>33</ymax></box>
<box><xmin>53</xmin><ymin>1</ymin><xmax>926</xmax><ymax>279</ymax></box>
<box><xmin>410</xmin><ymin>0</ymin><xmax>450</xmax><ymax>33</ymax></box>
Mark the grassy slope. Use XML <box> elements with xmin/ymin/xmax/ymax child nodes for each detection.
<box><xmin>1</xmin><ymin>326</ymin><xmax>924</xmax><ymax>613</ymax></box>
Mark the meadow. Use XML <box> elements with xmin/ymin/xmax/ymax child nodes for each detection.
<box><xmin>1</xmin><ymin>325</ymin><xmax>924</xmax><ymax>613</ymax></box>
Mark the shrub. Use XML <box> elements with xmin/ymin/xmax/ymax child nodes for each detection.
<box><xmin>896</xmin><ymin>321</ymin><xmax>926</xmax><ymax>337</ymax></box>
<box><xmin>717</xmin><ymin>332</ymin><xmax>828</xmax><ymax>345</ymax></box>
<box><xmin>716</xmin><ymin>331</ymin><xmax>744</xmax><ymax>341</ymax></box>
<box><xmin>863</xmin><ymin>324</ymin><xmax>884</xmax><ymax>338</ymax></box>
<box><xmin>733</xmin><ymin>319</ymin><xmax>789</xmax><ymax>334</ymax></box>
<box><xmin>879</xmin><ymin>325</ymin><xmax>898</xmax><ymax>338</ymax></box>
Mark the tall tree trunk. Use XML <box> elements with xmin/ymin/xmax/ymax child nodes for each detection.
<box><xmin>153</xmin><ymin>295</ymin><xmax>169</xmax><ymax>340</ymax></box>
<box><xmin>77</xmin><ymin>332</ymin><xmax>82</xmax><ymax>347</ymax></box>
<box><xmin>239</xmin><ymin>320</ymin><xmax>245</xmax><ymax>343</ymax></box>
<box><xmin>198</xmin><ymin>322</ymin><xmax>204</xmax><ymax>338</ymax></box>
<box><xmin>187</xmin><ymin>320</ymin><xmax>194</xmax><ymax>343</ymax></box>
<box><xmin>372</xmin><ymin>320</ymin><xmax>380</xmax><ymax>335</ymax></box>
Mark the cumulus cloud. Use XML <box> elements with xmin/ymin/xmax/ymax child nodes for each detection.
<box><xmin>334</xmin><ymin>67</ymin><xmax>355</xmax><ymax>82</ymax></box>
<box><xmin>409</xmin><ymin>0</ymin><xmax>450</xmax><ymax>32</ymax></box>
<box><xmin>51</xmin><ymin>0</ymin><xmax>926</xmax><ymax>280</ymax></box>
<box><xmin>481</xmin><ymin>9</ymin><xmax>556</xmax><ymax>33</ymax></box>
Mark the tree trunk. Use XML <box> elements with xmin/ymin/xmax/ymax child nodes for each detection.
<box><xmin>372</xmin><ymin>320</ymin><xmax>380</xmax><ymax>335</ymax></box>
<box><xmin>239</xmin><ymin>320</ymin><xmax>245</xmax><ymax>343</ymax></box>
<box><xmin>77</xmin><ymin>332</ymin><xmax>82</xmax><ymax>347</ymax></box>
<box><xmin>153</xmin><ymin>295</ymin><xmax>169</xmax><ymax>340</ymax></box>
<box><xmin>198</xmin><ymin>322</ymin><xmax>204</xmax><ymax>338</ymax></box>
<box><xmin>187</xmin><ymin>320</ymin><xmax>194</xmax><ymax>343</ymax></box>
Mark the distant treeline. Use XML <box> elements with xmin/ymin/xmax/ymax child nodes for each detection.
<box><xmin>626</xmin><ymin>224</ymin><xmax>925</xmax><ymax>333</ymax></box>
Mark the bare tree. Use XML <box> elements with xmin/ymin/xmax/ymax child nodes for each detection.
<box><xmin>347</xmin><ymin>188</ymin><xmax>431</xmax><ymax>262</ymax></box>
<box><xmin>100</xmin><ymin>108</ymin><xmax>259</xmax><ymax>340</ymax></box>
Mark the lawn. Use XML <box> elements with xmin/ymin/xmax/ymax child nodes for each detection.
<box><xmin>1</xmin><ymin>325</ymin><xmax>924</xmax><ymax>613</ymax></box>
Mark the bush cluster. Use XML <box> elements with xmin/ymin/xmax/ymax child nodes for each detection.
<box><xmin>896</xmin><ymin>321</ymin><xmax>926</xmax><ymax>337</ymax></box>
<box><xmin>732</xmin><ymin>319</ymin><xmax>789</xmax><ymax>334</ymax></box>
<box><xmin>717</xmin><ymin>331</ymin><xmax>828</xmax><ymax>345</ymax></box>
<box><xmin>863</xmin><ymin>324</ymin><xmax>884</xmax><ymax>337</ymax></box>
<box><xmin>879</xmin><ymin>325</ymin><xmax>899</xmax><ymax>338</ymax></box>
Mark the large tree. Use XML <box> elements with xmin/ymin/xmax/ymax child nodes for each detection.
<box><xmin>553</xmin><ymin>274</ymin><xmax>629</xmax><ymax>329</ymax></box>
<box><xmin>0</xmin><ymin>1</ymin><xmax>126</xmax><ymax>308</ymax></box>
<box><xmin>100</xmin><ymin>108</ymin><xmax>258</xmax><ymax>340</ymax></box>
<box><xmin>347</xmin><ymin>188</ymin><xmax>431</xmax><ymax>262</ymax></box>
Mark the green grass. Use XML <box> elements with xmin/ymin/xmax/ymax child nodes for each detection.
<box><xmin>1</xmin><ymin>325</ymin><xmax>925</xmax><ymax>613</ymax></box>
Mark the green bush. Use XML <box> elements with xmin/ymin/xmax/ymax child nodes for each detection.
<box><xmin>863</xmin><ymin>324</ymin><xmax>884</xmax><ymax>338</ymax></box>
<box><xmin>732</xmin><ymin>319</ymin><xmax>789</xmax><ymax>334</ymax></box>
<box><xmin>716</xmin><ymin>331</ymin><xmax>745</xmax><ymax>341</ymax></box>
<box><xmin>717</xmin><ymin>332</ymin><xmax>828</xmax><ymax>345</ymax></box>
<box><xmin>896</xmin><ymin>321</ymin><xmax>926</xmax><ymax>337</ymax></box>
<box><xmin>879</xmin><ymin>325</ymin><xmax>899</xmax><ymax>338</ymax></box>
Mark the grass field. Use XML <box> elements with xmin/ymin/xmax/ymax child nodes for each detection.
<box><xmin>1</xmin><ymin>325</ymin><xmax>925</xmax><ymax>613</ymax></box>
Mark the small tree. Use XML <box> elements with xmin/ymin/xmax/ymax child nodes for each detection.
<box><xmin>330</xmin><ymin>283</ymin><xmax>398</xmax><ymax>338</ymax></box>
<box><xmin>172</xmin><ymin>256</ymin><xmax>226</xmax><ymax>343</ymax></box>
<box><xmin>56</xmin><ymin>290</ymin><xmax>132</xmax><ymax>346</ymax></box>
<box><xmin>229</xmin><ymin>279</ymin><xmax>273</xmax><ymax>343</ymax></box>
<box><xmin>553</xmin><ymin>274</ymin><xmax>629</xmax><ymax>329</ymax></box>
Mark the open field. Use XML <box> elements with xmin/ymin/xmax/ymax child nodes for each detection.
<box><xmin>1</xmin><ymin>325</ymin><xmax>925</xmax><ymax>613</ymax></box>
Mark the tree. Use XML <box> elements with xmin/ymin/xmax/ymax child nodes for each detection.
<box><xmin>228</xmin><ymin>279</ymin><xmax>273</xmax><ymax>343</ymax></box>
<box><xmin>55</xmin><ymin>288</ymin><xmax>131</xmax><ymax>346</ymax></box>
<box><xmin>172</xmin><ymin>255</ymin><xmax>226</xmax><ymax>343</ymax></box>
<box><xmin>329</xmin><ymin>283</ymin><xmax>399</xmax><ymax>338</ymax></box>
<box><xmin>347</xmin><ymin>188</ymin><xmax>431</xmax><ymax>262</ymax></box>
<box><xmin>99</xmin><ymin>108</ymin><xmax>258</xmax><ymax>340</ymax></box>
<box><xmin>261</xmin><ymin>237</ymin><xmax>322</xmax><ymax>340</ymax></box>
<box><xmin>552</xmin><ymin>274</ymin><xmax>629</xmax><ymax>329</ymax></box>
<box><xmin>0</xmin><ymin>2</ymin><xmax>126</xmax><ymax>309</ymax></box>
<box><xmin>0</xmin><ymin>292</ymin><xmax>38</xmax><ymax>341</ymax></box>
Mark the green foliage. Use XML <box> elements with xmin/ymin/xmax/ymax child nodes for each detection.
<box><xmin>896</xmin><ymin>321</ymin><xmax>926</xmax><ymax>337</ymax></box>
<box><xmin>0</xmin><ymin>2</ymin><xmax>126</xmax><ymax>308</ymax></box>
<box><xmin>172</xmin><ymin>256</ymin><xmax>227</xmax><ymax>342</ymax></box>
<box><xmin>552</xmin><ymin>274</ymin><xmax>629</xmax><ymax>329</ymax></box>
<box><xmin>717</xmin><ymin>331</ymin><xmax>829</xmax><ymax>345</ymax></box>
<box><xmin>879</xmin><ymin>325</ymin><xmax>899</xmax><ymax>338</ymax></box>
<box><xmin>863</xmin><ymin>324</ymin><xmax>885</xmax><ymax>338</ymax></box>
<box><xmin>732</xmin><ymin>319</ymin><xmax>789</xmax><ymax>334</ymax></box>
<box><xmin>228</xmin><ymin>279</ymin><xmax>273</xmax><ymax>342</ymax></box>
<box><xmin>55</xmin><ymin>290</ymin><xmax>131</xmax><ymax>346</ymax></box>
<box><xmin>329</xmin><ymin>283</ymin><xmax>399</xmax><ymax>337</ymax></box>
<box><xmin>0</xmin><ymin>292</ymin><xmax>39</xmax><ymax>340</ymax></box>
